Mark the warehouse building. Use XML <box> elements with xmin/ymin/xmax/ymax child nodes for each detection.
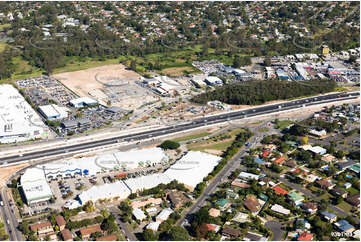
<box><xmin>39</xmin><ymin>147</ymin><xmax>169</xmax><ymax>180</ymax></box>
<box><xmin>38</xmin><ymin>104</ymin><xmax>70</xmax><ymax>120</ymax></box>
<box><xmin>0</xmin><ymin>84</ymin><xmax>47</xmax><ymax>143</ymax></box>
<box><xmin>163</xmin><ymin>151</ymin><xmax>221</xmax><ymax>191</ymax></box>
<box><xmin>69</xmin><ymin>97</ymin><xmax>98</xmax><ymax>108</ymax></box>
<box><xmin>78</xmin><ymin>181</ymin><xmax>130</xmax><ymax>204</ymax></box>
<box><xmin>20</xmin><ymin>168</ymin><xmax>53</xmax><ymax>206</ymax></box>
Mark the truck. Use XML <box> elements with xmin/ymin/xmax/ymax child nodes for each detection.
<box><xmin>0</xmin><ymin>201</ymin><xmax>3</xmax><ymax>206</ymax></box>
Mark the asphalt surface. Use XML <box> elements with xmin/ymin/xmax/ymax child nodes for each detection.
<box><xmin>0</xmin><ymin>92</ymin><xmax>359</xmax><ymax>166</ymax></box>
<box><xmin>0</xmin><ymin>189</ymin><xmax>22</xmax><ymax>241</ymax></box>
<box><xmin>265</xmin><ymin>221</ymin><xmax>283</xmax><ymax>241</ymax></box>
<box><xmin>108</xmin><ymin>206</ymin><xmax>137</xmax><ymax>241</ymax></box>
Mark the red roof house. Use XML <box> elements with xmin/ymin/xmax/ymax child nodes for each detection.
<box><xmin>273</xmin><ymin>186</ymin><xmax>289</xmax><ymax>195</ymax></box>
<box><xmin>297</xmin><ymin>232</ymin><xmax>313</xmax><ymax>241</ymax></box>
<box><xmin>263</xmin><ymin>150</ymin><xmax>271</xmax><ymax>158</ymax></box>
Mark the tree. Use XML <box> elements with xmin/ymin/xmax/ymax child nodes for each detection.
<box><xmin>300</xmin><ymin>136</ymin><xmax>308</xmax><ymax>145</ymax></box>
<box><xmin>196</xmin><ymin>223</ymin><xmax>209</xmax><ymax>238</ymax></box>
<box><xmin>143</xmin><ymin>229</ymin><xmax>159</xmax><ymax>241</ymax></box>
<box><xmin>130</xmin><ymin>60</ymin><xmax>137</xmax><ymax>71</ymax></box>
<box><xmin>169</xmin><ymin>226</ymin><xmax>190</xmax><ymax>241</ymax></box>
<box><xmin>159</xmin><ymin>140</ymin><xmax>180</xmax><ymax>150</ymax></box>
<box><xmin>232</xmin><ymin>55</ymin><xmax>241</xmax><ymax>68</ymax></box>
<box><xmin>264</xmin><ymin>57</ymin><xmax>271</xmax><ymax>66</ymax></box>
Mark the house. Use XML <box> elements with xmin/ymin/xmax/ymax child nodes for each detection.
<box><xmin>167</xmin><ymin>190</ymin><xmax>190</xmax><ymax>209</ymax></box>
<box><xmin>334</xmin><ymin>220</ymin><xmax>355</xmax><ymax>233</ymax></box>
<box><xmin>321</xmin><ymin>154</ymin><xmax>337</xmax><ymax>163</ymax></box>
<box><xmin>96</xmin><ymin>234</ymin><xmax>117</xmax><ymax>241</ymax></box>
<box><xmin>243</xmin><ymin>231</ymin><xmax>267</xmax><ymax>241</ymax></box>
<box><xmin>209</xmin><ymin>208</ymin><xmax>220</xmax><ymax>217</ymax></box>
<box><xmin>253</xmin><ymin>156</ymin><xmax>265</xmax><ymax>165</ymax></box>
<box><xmin>271</xmin><ymin>204</ymin><xmax>291</xmax><ymax>215</ymax></box>
<box><xmin>244</xmin><ymin>196</ymin><xmax>261</xmax><ymax>213</ymax></box>
<box><xmin>346</xmin><ymin>194</ymin><xmax>360</xmax><ymax>208</ymax></box>
<box><xmin>297</xmin><ymin>232</ymin><xmax>313</xmax><ymax>241</ymax></box>
<box><xmin>30</xmin><ymin>221</ymin><xmax>53</xmax><ymax>235</ymax></box>
<box><xmin>287</xmin><ymin>192</ymin><xmax>304</xmax><ymax>206</ymax></box>
<box><xmin>205</xmin><ymin>223</ymin><xmax>220</xmax><ymax>232</ymax></box>
<box><xmin>55</xmin><ymin>215</ymin><xmax>66</xmax><ymax>231</ymax></box>
<box><xmin>273</xmin><ymin>186</ymin><xmax>289</xmax><ymax>195</ymax></box>
<box><xmin>263</xmin><ymin>150</ymin><xmax>271</xmax><ymax>158</ymax></box>
<box><xmin>336</xmin><ymin>160</ymin><xmax>355</xmax><ymax>171</ymax></box>
<box><xmin>316</xmin><ymin>179</ymin><xmax>334</xmax><ymax>190</ymax></box>
<box><xmin>133</xmin><ymin>208</ymin><xmax>147</xmax><ymax>221</ymax></box>
<box><xmin>309</xmin><ymin>129</ymin><xmax>327</xmax><ymax>137</ymax></box>
<box><xmin>80</xmin><ymin>225</ymin><xmax>102</xmax><ymax>240</ymax></box>
<box><xmin>330</xmin><ymin>187</ymin><xmax>348</xmax><ymax>198</ymax></box>
<box><xmin>146</xmin><ymin>221</ymin><xmax>161</xmax><ymax>232</ymax></box>
<box><xmin>232</xmin><ymin>212</ymin><xmax>250</xmax><ymax>223</ymax></box>
<box><xmin>301</xmin><ymin>202</ymin><xmax>318</xmax><ymax>214</ymax></box>
<box><xmin>215</xmin><ymin>198</ymin><xmax>231</xmax><ymax>211</ymax></box>
<box><xmin>61</xmin><ymin>229</ymin><xmax>72</xmax><ymax>241</ymax></box>
<box><xmin>156</xmin><ymin>208</ymin><xmax>173</xmax><ymax>222</ymax></box>
<box><xmin>222</xmin><ymin>227</ymin><xmax>241</xmax><ymax>239</ymax></box>
<box><xmin>231</xmin><ymin>179</ymin><xmax>250</xmax><ymax>189</ymax></box>
<box><xmin>238</xmin><ymin>172</ymin><xmax>259</xmax><ymax>181</ymax></box>
<box><xmin>320</xmin><ymin>211</ymin><xmax>337</xmax><ymax>223</ymax></box>
<box><xmin>259</xmin><ymin>177</ymin><xmax>272</xmax><ymax>186</ymax></box>
<box><xmin>284</xmin><ymin>159</ymin><xmax>297</xmax><ymax>168</ymax></box>
<box><xmin>343</xmin><ymin>182</ymin><xmax>352</xmax><ymax>189</ymax></box>
<box><xmin>347</xmin><ymin>164</ymin><xmax>360</xmax><ymax>175</ymax></box>
<box><xmin>274</xmin><ymin>157</ymin><xmax>286</xmax><ymax>165</ymax></box>
<box><xmin>295</xmin><ymin>218</ymin><xmax>311</xmax><ymax>231</ymax></box>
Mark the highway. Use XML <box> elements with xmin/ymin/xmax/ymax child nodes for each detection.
<box><xmin>0</xmin><ymin>91</ymin><xmax>359</xmax><ymax>166</ymax></box>
<box><xmin>0</xmin><ymin>189</ymin><xmax>22</xmax><ymax>241</ymax></box>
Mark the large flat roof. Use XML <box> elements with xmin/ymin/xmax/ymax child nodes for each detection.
<box><xmin>0</xmin><ymin>84</ymin><xmax>46</xmax><ymax>142</ymax></box>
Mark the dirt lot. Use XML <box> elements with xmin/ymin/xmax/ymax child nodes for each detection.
<box><xmin>0</xmin><ymin>163</ymin><xmax>29</xmax><ymax>187</ymax></box>
<box><xmin>53</xmin><ymin>64</ymin><xmax>156</xmax><ymax>109</ymax></box>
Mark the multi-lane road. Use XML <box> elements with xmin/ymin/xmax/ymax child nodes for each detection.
<box><xmin>0</xmin><ymin>91</ymin><xmax>359</xmax><ymax>166</ymax></box>
<box><xmin>0</xmin><ymin>189</ymin><xmax>22</xmax><ymax>241</ymax></box>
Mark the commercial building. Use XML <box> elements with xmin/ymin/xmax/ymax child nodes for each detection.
<box><xmin>39</xmin><ymin>147</ymin><xmax>169</xmax><ymax>179</ymax></box>
<box><xmin>124</xmin><ymin>173</ymin><xmax>172</xmax><ymax>193</ymax></box>
<box><xmin>69</xmin><ymin>97</ymin><xmax>98</xmax><ymax>108</ymax></box>
<box><xmin>132</xmin><ymin>208</ymin><xmax>146</xmax><ymax>221</ymax></box>
<box><xmin>38</xmin><ymin>104</ymin><xmax>70</xmax><ymax>120</ymax></box>
<box><xmin>204</xmin><ymin>76</ymin><xmax>223</xmax><ymax>86</ymax></box>
<box><xmin>78</xmin><ymin>181</ymin><xmax>131</xmax><ymax>204</ymax></box>
<box><xmin>156</xmin><ymin>208</ymin><xmax>173</xmax><ymax>222</ymax></box>
<box><xmin>20</xmin><ymin>168</ymin><xmax>53</xmax><ymax>206</ymax></box>
<box><xmin>0</xmin><ymin>84</ymin><xmax>47</xmax><ymax>143</ymax></box>
<box><xmin>163</xmin><ymin>151</ymin><xmax>221</xmax><ymax>191</ymax></box>
<box><xmin>146</xmin><ymin>221</ymin><xmax>161</xmax><ymax>232</ymax></box>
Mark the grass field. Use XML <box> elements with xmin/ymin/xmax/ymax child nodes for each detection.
<box><xmin>257</xmin><ymin>127</ymin><xmax>269</xmax><ymax>133</ymax></box>
<box><xmin>0</xmin><ymin>24</ymin><xmax>10</xmax><ymax>31</ymax></box>
<box><xmin>53</xmin><ymin>56</ymin><xmax>127</xmax><ymax>74</ymax></box>
<box><xmin>0</xmin><ymin>42</ymin><xmax>7</xmax><ymax>52</ymax></box>
<box><xmin>275</xmin><ymin>120</ymin><xmax>293</xmax><ymax>130</ymax></box>
<box><xmin>337</xmin><ymin>201</ymin><xmax>354</xmax><ymax>213</ymax></box>
<box><xmin>172</xmin><ymin>132</ymin><xmax>211</xmax><ymax>143</ymax></box>
<box><xmin>187</xmin><ymin>128</ymin><xmax>246</xmax><ymax>152</ymax></box>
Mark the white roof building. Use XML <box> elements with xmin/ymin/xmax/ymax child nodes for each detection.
<box><xmin>238</xmin><ymin>172</ymin><xmax>260</xmax><ymax>180</ymax></box>
<box><xmin>163</xmin><ymin>151</ymin><xmax>221</xmax><ymax>190</ymax></box>
<box><xmin>309</xmin><ymin>129</ymin><xmax>327</xmax><ymax>137</ymax></box>
<box><xmin>69</xmin><ymin>97</ymin><xmax>98</xmax><ymax>108</ymax></box>
<box><xmin>38</xmin><ymin>104</ymin><xmax>70</xmax><ymax>120</ymax></box>
<box><xmin>0</xmin><ymin>84</ymin><xmax>47</xmax><ymax>143</ymax></box>
<box><xmin>146</xmin><ymin>221</ymin><xmax>161</xmax><ymax>232</ymax></box>
<box><xmin>270</xmin><ymin>204</ymin><xmax>291</xmax><ymax>215</ymax></box>
<box><xmin>124</xmin><ymin>173</ymin><xmax>172</xmax><ymax>193</ymax></box>
<box><xmin>20</xmin><ymin>168</ymin><xmax>53</xmax><ymax>205</ymax></box>
<box><xmin>78</xmin><ymin>181</ymin><xmax>130</xmax><ymax>204</ymax></box>
<box><xmin>132</xmin><ymin>208</ymin><xmax>146</xmax><ymax>221</ymax></box>
<box><xmin>156</xmin><ymin>208</ymin><xmax>173</xmax><ymax>222</ymax></box>
<box><xmin>40</xmin><ymin>147</ymin><xmax>169</xmax><ymax>179</ymax></box>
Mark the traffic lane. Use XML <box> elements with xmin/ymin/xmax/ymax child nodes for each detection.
<box><xmin>108</xmin><ymin>207</ymin><xmax>137</xmax><ymax>241</ymax></box>
<box><xmin>265</xmin><ymin>221</ymin><xmax>283</xmax><ymax>241</ymax></box>
<box><xmin>1</xmin><ymin>93</ymin><xmax>359</xmax><ymax>164</ymax></box>
<box><xmin>0</xmin><ymin>189</ymin><xmax>19</xmax><ymax>241</ymax></box>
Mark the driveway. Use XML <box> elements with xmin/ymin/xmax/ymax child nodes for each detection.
<box><xmin>265</xmin><ymin>221</ymin><xmax>283</xmax><ymax>241</ymax></box>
